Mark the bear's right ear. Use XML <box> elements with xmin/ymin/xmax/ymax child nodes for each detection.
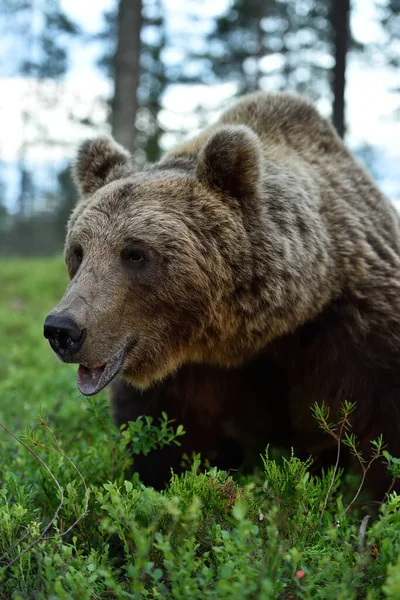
<box><xmin>73</xmin><ymin>136</ymin><xmax>131</xmax><ymax>199</ymax></box>
<box><xmin>196</xmin><ymin>125</ymin><xmax>262</xmax><ymax>200</ymax></box>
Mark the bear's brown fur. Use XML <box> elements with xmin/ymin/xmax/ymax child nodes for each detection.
<box><xmin>46</xmin><ymin>92</ymin><xmax>400</xmax><ymax>491</ymax></box>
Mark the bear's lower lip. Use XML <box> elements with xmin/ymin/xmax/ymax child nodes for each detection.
<box><xmin>77</xmin><ymin>358</ymin><xmax>121</xmax><ymax>396</ymax></box>
<box><xmin>77</xmin><ymin>341</ymin><xmax>136</xmax><ymax>396</ymax></box>
<box><xmin>78</xmin><ymin>352</ymin><xmax>125</xmax><ymax>396</ymax></box>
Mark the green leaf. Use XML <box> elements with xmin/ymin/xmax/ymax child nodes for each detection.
<box><xmin>124</xmin><ymin>480</ymin><xmax>133</xmax><ymax>493</ymax></box>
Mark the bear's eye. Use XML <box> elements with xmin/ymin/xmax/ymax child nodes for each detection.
<box><xmin>73</xmin><ymin>244</ymin><xmax>84</xmax><ymax>265</ymax></box>
<box><xmin>121</xmin><ymin>244</ymin><xmax>148</xmax><ymax>266</ymax></box>
<box><xmin>67</xmin><ymin>243</ymin><xmax>84</xmax><ymax>278</ymax></box>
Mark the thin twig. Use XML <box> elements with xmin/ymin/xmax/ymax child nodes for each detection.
<box><xmin>382</xmin><ymin>477</ymin><xmax>396</xmax><ymax>502</ymax></box>
<box><xmin>318</xmin><ymin>412</ymin><xmax>348</xmax><ymax>526</ymax></box>
<box><xmin>38</xmin><ymin>414</ymin><xmax>90</xmax><ymax>538</ymax></box>
<box><xmin>319</xmin><ymin>436</ymin><xmax>341</xmax><ymax>527</ymax></box>
<box><xmin>338</xmin><ymin>452</ymin><xmax>382</xmax><ymax>521</ymax></box>
<box><xmin>0</xmin><ymin>418</ymin><xmax>89</xmax><ymax>569</ymax></box>
<box><xmin>0</xmin><ymin>423</ymin><xmax>64</xmax><ymax>567</ymax></box>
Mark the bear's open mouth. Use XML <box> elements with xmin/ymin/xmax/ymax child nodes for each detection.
<box><xmin>77</xmin><ymin>339</ymin><xmax>136</xmax><ymax>396</ymax></box>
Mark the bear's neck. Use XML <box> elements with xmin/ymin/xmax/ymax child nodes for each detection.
<box><xmin>195</xmin><ymin>167</ymin><xmax>344</xmax><ymax>364</ymax></box>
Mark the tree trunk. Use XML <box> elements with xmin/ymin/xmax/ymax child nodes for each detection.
<box><xmin>112</xmin><ymin>0</ymin><xmax>142</xmax><ymax>153</ymax></box>
<box><xmin>330</xmin><ymin>0</ymin><xmax>350</xmax><ymax>139</ymax></box>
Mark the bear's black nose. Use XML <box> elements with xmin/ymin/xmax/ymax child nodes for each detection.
<box><xmin>43</xmin><ymin>314</ymin><xmax>85</xmax><ymax>358</ymax></box>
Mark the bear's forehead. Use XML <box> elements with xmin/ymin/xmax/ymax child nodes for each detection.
<box><xmin>68</xmin><ymin>176</ymin><xmax>196</xmax><ymax>248</ymax></box>
<box><xmin>94</xmin><ymin>174</ymin><xmax>193</xmax><ymax>210</ymax></box>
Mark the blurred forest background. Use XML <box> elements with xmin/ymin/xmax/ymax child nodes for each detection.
<box><xmin>0</xmin><ymin>0</ymin><xmax>399</xmax><ymax>256</ymax></box>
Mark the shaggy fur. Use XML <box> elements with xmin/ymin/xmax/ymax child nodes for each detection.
<box><xmin>48</xmin><ymin>92</ymin><xmax>400</xmax><ymax>491</ymax></box>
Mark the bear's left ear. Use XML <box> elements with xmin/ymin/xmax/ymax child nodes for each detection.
<box><xmin>73</xmin><ymin>136</ymin><xmax>131</xmax><ymax>199</ymax></box>
<box><xmin>196</xmin><ymin>125</ymin><xmax>262</xmax><ymax>200</ymax></box>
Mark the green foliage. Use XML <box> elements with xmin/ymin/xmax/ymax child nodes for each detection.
<box><xmin>1</xmin><ymin>257</ymin><xmax>400</xmax><ymax>598</ymax></box>
<box><xmin>122</xmin><ymin>412</ymin><xmax>185</xmax><ymax>457</ymax></box>
<box><xmin>261</xmin><ymin>448</ymin><xmax>337</xmax><ymax>546</ymax></box>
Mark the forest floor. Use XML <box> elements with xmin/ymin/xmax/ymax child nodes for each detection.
<box><xmin>0</xmin><ymin>257</ymin><xmax>399</xmax><ymax>599</ymax></box>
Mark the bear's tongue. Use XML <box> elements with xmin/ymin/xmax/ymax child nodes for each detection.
<box><xmin>77</xmin><ymin>358</ymin><xmax>125</xmax><ymax>396</ymax></box>
<box><xmin>77</xmin><ymin>364</ymin><xmax>107</xmax><ymax>396</ymax></box>
<box><xmin>77</xmin><ymin>344</ymin><xmax>133</xmax><ymax>396</ymax></box>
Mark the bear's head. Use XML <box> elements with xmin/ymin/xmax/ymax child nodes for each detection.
<box><xmin>44</xmin><ymin>127</ymin><xmax>263</xmax><ymax>395</ymax></box>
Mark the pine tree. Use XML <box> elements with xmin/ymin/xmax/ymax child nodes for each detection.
<box><xmin>329</xmin><ymin>0</ymin><xmax>351</xmax><ymax>138</ymax></box>
<box><xmin>136</xmin><ymin>0</ymin><xmax>168</xmax><ymax>162</ymax></box>
<box><xmin>204</xmin><ymin>0</ymin><xmax>333</xmax><ymax>99</ymax></box>
<box><xmin>112</xmin><ymin>0</ymin><xmax>143</xmax><ymax>153</ymax></box>
<box><xmin>0</xmin><ymin>0</ymin><xmax>79</xmax><ymax>254</ymax></box>
<box><xmin>0</xmin><ymin>0</ymin><xmax>79</xmax><ymax>216</ymax></box>
<box><xmin>378</xmin><ymin>0</ymin><xmax>400</xmax><ymax>112</ymax></box>
<box><xmin>380</xmin><ymin>0</ymin><xmax>400</xmax><ymax>54</ymax></box>
<box><xmin>198</xmin><ymin>0</ymin><xmax>361</xmax><ymax>137</ymax></box>
<box><xmin>97</xmin><ymin>0</ymin><xmax>168</xmax><ymax>162</ymax></box>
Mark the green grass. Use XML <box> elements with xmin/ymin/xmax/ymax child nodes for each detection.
<box><xmin>0</xmin><ymin>257</ymin><xmax>400</xmax><ymax>599</ymax></box>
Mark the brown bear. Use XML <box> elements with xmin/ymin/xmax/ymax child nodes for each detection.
<box><xmin>44</xmin><ymin>92</ymin><xmax>400</xmax><ymax>491</ymax></box>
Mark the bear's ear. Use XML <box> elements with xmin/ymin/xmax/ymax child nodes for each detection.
<box><xmin>196</xmin><ymin>125</ymin><xmax>262</xmax><ymax>199</ymax></box>
<box><xmin>73</xmin><ymin>136</ymin><xmax>131</xmax><ymax>199</ymax></box>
